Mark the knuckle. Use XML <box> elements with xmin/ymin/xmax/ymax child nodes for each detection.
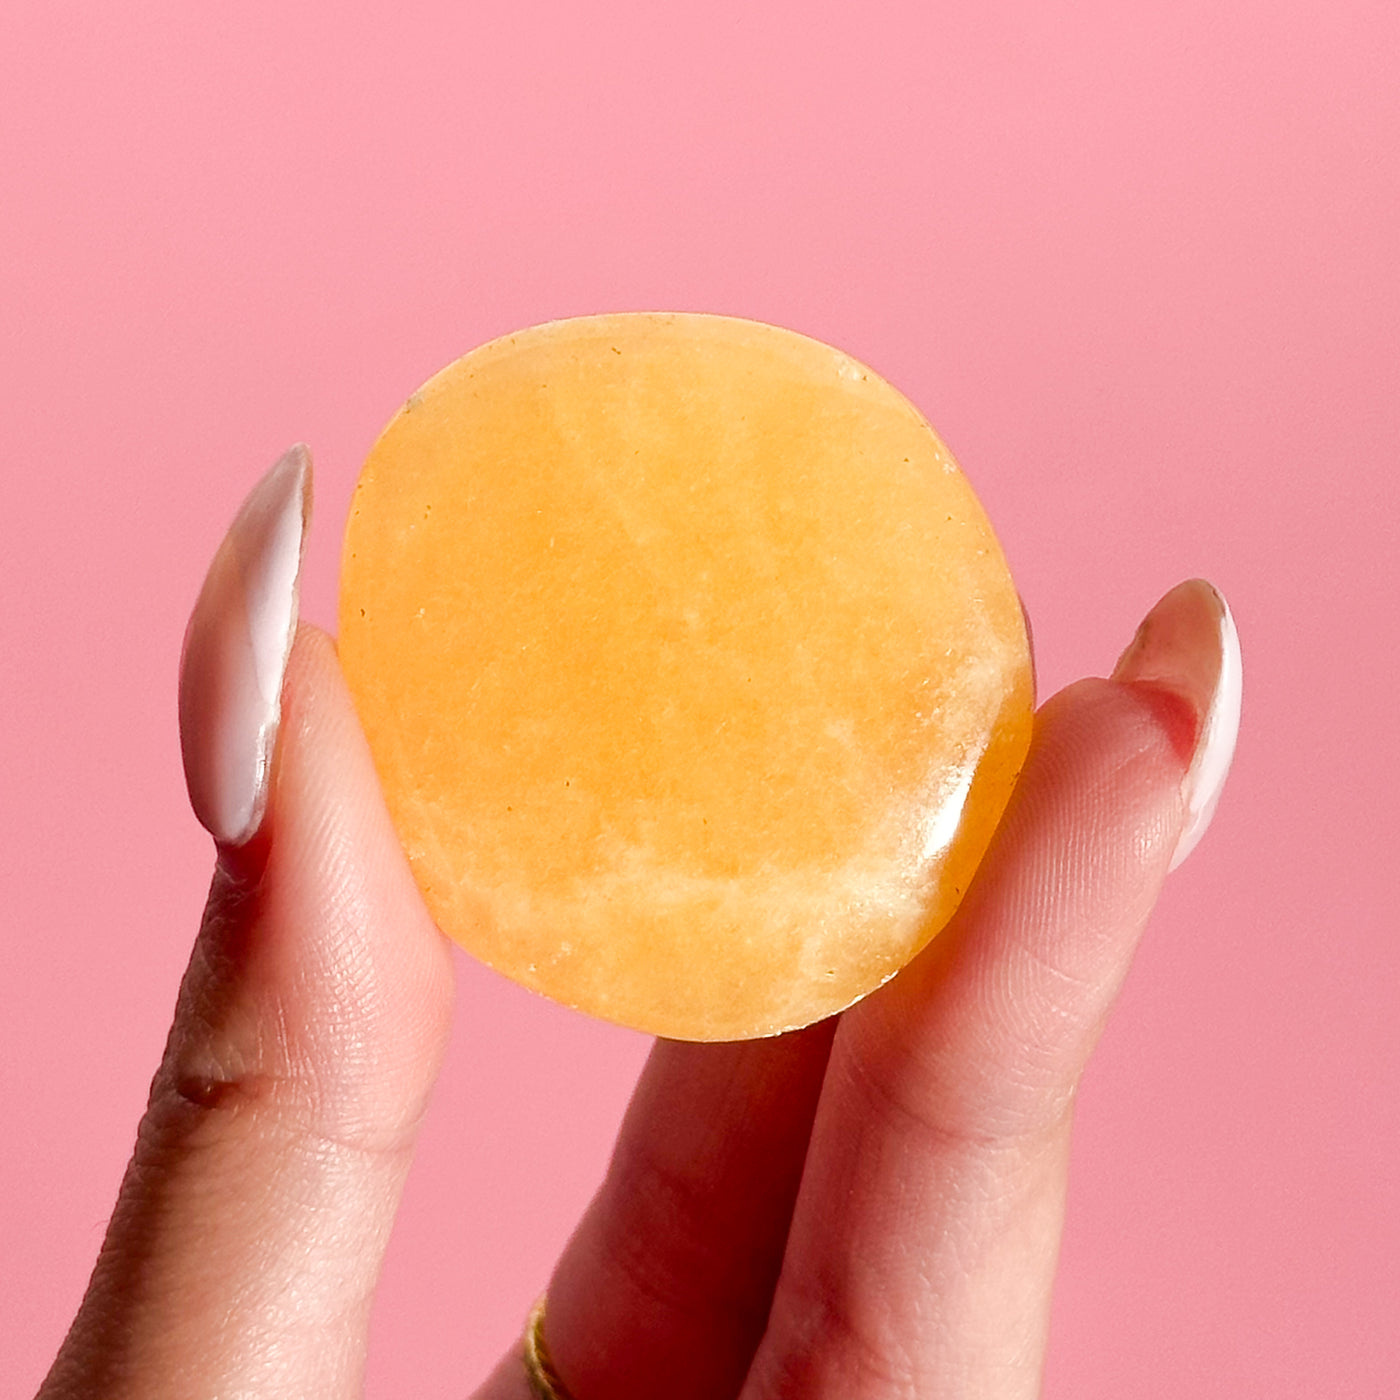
<box><xmin>753</xmin><ymin>1275</ymin><xmax>924</xmax><ymax>1400</ymax></box>
<box><xmin>840</xmin><ymin>1035</ymin><xmax>1070</xmax><ymax>1162</ymax></box>
<box><xmin>600</xmin><ymin>1139</ymin><xmax>739</xmax><ymax>1314</ymax></box>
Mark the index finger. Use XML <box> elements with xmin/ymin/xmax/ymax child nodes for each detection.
<box><xmin>743</xmin><ymin>580</ymin><xmax>1240</xmax><ymax>1400</ymax></box>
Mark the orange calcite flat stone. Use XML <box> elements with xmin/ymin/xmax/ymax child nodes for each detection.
<box><xmin>339</xmin><ymin>314</ymin><xmax>1032</xmax><ymax>1040</ymax></box>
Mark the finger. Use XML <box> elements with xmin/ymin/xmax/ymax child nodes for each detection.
<box><xmin>743</xmin><ymin>580</ymin><xmax>1240</xmax><ymax>1400</ymax></box>
<box><xmin>512</xmin><ymin>1023</ymin><xmax>837</xmax><ymax>1400</ymax></box>
<box><xmin>40</xmin><ymin>450</ymin><xmax>455</xmax><ymax>1400</ymax></box>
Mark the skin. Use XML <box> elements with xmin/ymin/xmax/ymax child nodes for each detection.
<box><xmin>38</xmin><ymin>621</ymin><xmax>1194</xmax><ymax>1400</ymax></box>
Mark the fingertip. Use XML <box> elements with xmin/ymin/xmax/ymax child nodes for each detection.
<box><xmin>259</xmin><ymin>616</ymin><xmax>455</xmax><ymax>1073</ymax></box>
<box><xmin>996</xmin><ymin>673</ymin><xmax>1190</xmax><ymax>890</ymax></box>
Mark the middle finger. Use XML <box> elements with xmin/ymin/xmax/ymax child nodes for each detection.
<box><xmin>485</xmin><ymin>1021</ymin><xmax>836</xmax><ymax>1400</ymax></box>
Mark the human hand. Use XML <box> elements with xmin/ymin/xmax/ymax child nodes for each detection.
<box><xmin>38</xmin><ymin>446</ymin><xmax>1240</xmax><ymax>1400</ymax></box>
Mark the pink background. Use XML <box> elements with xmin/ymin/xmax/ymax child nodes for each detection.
<box><xmin>3</xmin><ymin>2</ymin><xmax>1397</xmax><ymax>1394</ymax></box>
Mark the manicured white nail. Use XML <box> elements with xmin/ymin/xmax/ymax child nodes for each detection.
<box><xmin>1111</xmin><ymin>579</ymin><xmax>1242</xmax><ymax>870</ymax></box>
<box><xmin>179</xmin><ymin>445</ymin><xmax>313</xmax><ymax>846</ymax></box>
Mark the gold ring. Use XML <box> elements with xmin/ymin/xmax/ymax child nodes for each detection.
<box><xmin>523</xmin><ymin>1294</ymin><xmax>576</xmax><ymax>1400</ymax></box>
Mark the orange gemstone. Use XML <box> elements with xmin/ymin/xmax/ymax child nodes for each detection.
<box><xmin>339</xmin><ymin>314</ymin><xmax>1032</xmax><ymax>1040</ymax></box>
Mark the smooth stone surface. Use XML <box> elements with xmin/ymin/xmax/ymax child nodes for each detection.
<box><xmin>339</xmin><ymin>314</ymin><xmax>1033</xmax><ymax>1040</ymax></box>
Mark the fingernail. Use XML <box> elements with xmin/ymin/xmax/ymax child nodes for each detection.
<box><xmin>179</xmin><ymin>445</ymin><xmax>313</xmax><ymax>846</ymax></box>
<box><xmin>1111</xmin><ymin>579</ymin><xmax>1242</xmax><ymax>870</ymax></box>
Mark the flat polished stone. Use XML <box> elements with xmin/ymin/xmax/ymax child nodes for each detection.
<box><xmin>339</xmin><ymin>314</ymin><xmax>1032</xmax><ymax>1040</ymax></box>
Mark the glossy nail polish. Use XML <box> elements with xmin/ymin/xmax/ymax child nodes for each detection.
<box><xmin>178</xmin><ymin>445</ymin><xmax>312</xmax><ymax>846</ymax></box>
<box><xmin>1111</xmin><ymin>579</ymin><xmax>1242</xmax><ymax>869</ymax></box>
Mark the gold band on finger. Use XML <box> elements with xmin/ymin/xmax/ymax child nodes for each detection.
<box><xmin>523</xmin><ymin>1294</ymin><xmax>576</xmax><ymax>1400</ymax></box>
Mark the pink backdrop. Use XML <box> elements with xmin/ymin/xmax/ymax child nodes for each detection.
<box><xmin>3</xmin><ymin>2</ymin><xmax>1397</xmax><ymax>1394</ymax></box>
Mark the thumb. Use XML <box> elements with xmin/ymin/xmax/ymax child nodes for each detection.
<box><xmin>40</xmin><ymin>448</ymin><xmax>455</xmax><ymax>1400</ymax></box>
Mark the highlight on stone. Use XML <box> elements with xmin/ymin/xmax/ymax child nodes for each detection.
<box><xmin>338</xmin><ymin>314</ymin><xmax>1033</xmax><ymax>1040</ymax></box>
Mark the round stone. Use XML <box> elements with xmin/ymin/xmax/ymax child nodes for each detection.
<box><xmin>339</xmin><ymin>314</ymin><xmax>1032</xmax><ymax>1040</ymax></box>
